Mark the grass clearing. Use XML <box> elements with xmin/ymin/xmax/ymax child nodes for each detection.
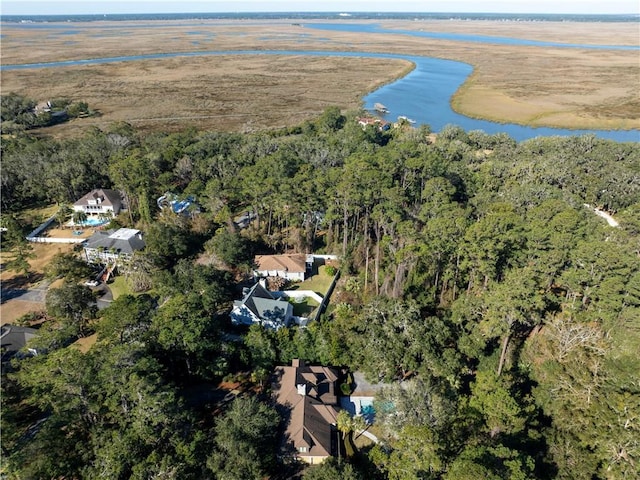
<box><xmin>0</xmin><ymin>302</ymin><xmax>45</xmax><ymax>326</ymax></box>
<box><xmin>295</xmin><ymin>265</ymin><xmax>336</xmax><ymax>297</ymax></box>
<box><xmin>288</xmin><ymin>296</ymin><xmax>320</xmax><ymax>317</ymax></box>
<box><xmin>107</xmin><ymin>276</ymin><xmax>132</xmax><ymax>300</ymax></box>
<box><xmin>17</xmin><ymin>204</ymin><xmax>59</xmax><ymax>230</ymax></box>
<box><xmin>1</xmin><ymin>243</ymin><xmax>76</xmax><ymax>286</ymax></box>
<box><xmin>72</xmin><ymin>333</ymin><xmax>98</xmax><ymax>353</ymax></box>
<box><xmin>353</xmin><ymin>430</ymin><xmax>376</xmax><ymax>449</ymax></box>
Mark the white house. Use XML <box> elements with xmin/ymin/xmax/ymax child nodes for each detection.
<box><xmin>230</xmin><ymin>282</ymin><xmax>293</xmax><ymax>330</ymax></box>
<box><xmin>82</xmin><ymin>228</ymin><xmax>145</xmax><ymax>268</ymax></box>
<box><xmin>73</xmin><ymin>189</ymin><xmax>122</xmax><ymax>216</ymax></box>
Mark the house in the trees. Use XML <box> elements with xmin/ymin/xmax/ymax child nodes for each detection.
<box><xmin>73</xmin><ymin>189</ymin><xmax>122</xmax><ymax>217</ymax></box>
<box><xmin>82</xmin><ymin>228</ymin><xmax>145</xmax><ymax>269</ymax></box>
<box><xmin>272</xmin><ymin>359</ymin><xmax>340</xmax><ymax>464</ymax></box>
<box><xmin>230</xmin><ymin>282</ymin><xmax>293</xmax><ymax>329</ymax></box>
<box><xmin>1</xmin><ymin>325</ymin><xmax>38</xmax><ymax>364</ymax></box>
<box><xmin>357</xmin><ymin>116</ymin><xmax>390</xmax><ymax>131</ymax></box>
<box><xmin>253</xmin><ymin>254</ymin><xmax>312</xmax><ymax>282</ymax></box>
<box><xmin>157</xmin><ymin>193</ymin><xmax>201</xmax><ymax>217</ymax></box>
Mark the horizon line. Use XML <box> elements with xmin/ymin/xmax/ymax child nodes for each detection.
<box><xmin>3</xmin><ymin>11</ymin><xmax>639</xmax><ymax>16</ymax></box>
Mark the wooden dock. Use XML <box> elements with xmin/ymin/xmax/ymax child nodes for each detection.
<box><xmin>374</xmin><ymin>103</ymin><xmax>389</xmax><ymax>113</ymax></box>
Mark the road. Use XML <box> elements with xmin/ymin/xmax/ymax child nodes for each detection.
<box><xmin>1</xmin><ymin>280</ymin><xmax>51</xmax><ymax>303</ymax></box>
<box><xmin>1</xmin><ymin>279</ymin><xmax>113</xmax><ymax>310</ymax></box>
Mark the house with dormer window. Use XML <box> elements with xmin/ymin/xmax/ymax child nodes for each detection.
<box><xmin>73</xmin><ymin>189</ymin><xmax>122</xmax><ymax>216</ymax></box>
<box><xmin>272</xmin><ymin>359</ymin><xmax>340</xmax><ymax>464</ymax></box>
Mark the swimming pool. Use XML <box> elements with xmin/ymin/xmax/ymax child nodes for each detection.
<box><xmin>80</xmin><ymin>216</ymin><xmax>109</xmax><ymax>227</ymax></box>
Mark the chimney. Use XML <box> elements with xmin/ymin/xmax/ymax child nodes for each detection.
<box><xmin>297</xmin><ymin>383</ymin><xmax>307</xmax><ymax>396</ymax></box>
<box><xmin>292</xmin><ymin>359</ymin><xmax>305</xmax><ymax>368</ymax></box>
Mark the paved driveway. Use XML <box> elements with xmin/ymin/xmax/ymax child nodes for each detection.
<box><xmin>1</xmin><ymin>280</ymin><xmax>51</xmax><ymax>303</ymax></box>
<box><xmin>1</xmin><ymin>280</ymin><xmax>113</xmax><ymax>310</ymax></box>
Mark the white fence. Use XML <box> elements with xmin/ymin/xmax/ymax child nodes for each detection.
<box><xmin>311</xmin><ymin>254</ymin><xmax>339</xmax><ymax>261</ymax></box>
<box><xmin>26</xmin><ymin>214</ymin><xmax>86</xmax><ymax>244</ymax></box>
<box><xmin>27</xmin><ymin>236</ymin><xmax>85</xmax><ymax>244</ymax></box>
<box><xmin>280</xmin><ymin>290</ymin><xmax>324</xmax><ymax>304</ymax></box>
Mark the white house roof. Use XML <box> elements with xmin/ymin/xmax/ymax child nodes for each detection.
<box><xmin>108</xmin><ymin>228</ymin><xmax>140</xmax><ymax>240</ymax></box>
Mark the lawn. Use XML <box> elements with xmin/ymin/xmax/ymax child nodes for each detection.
<box><xmin>288</xmin><ymin>296</ymin><xmax>320</xmax><ymax>317</ymax></box>
<box><xmin>18</xmin><ymin>204</ymin><xmax>59</xmax><ymax>231</ymax></box>
<box><xmin>294</xmin><ymin>265</ymin><xmax>336</xmax><ymax>297</ymax></box>
<box><xmin>107</xmin><ymin>276</ymin><xmax>131</xmax><ymax>300</ymax></box>
<box><xmin>73</xmin><ymin>333</ymin><xmax>98</xmax><ymax>353</ymax></box>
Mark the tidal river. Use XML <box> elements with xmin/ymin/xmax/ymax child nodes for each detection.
<box><xmin>2</xmin><ymin>39</ymin><xmax>638</xmax><ymax>142</ymax></box>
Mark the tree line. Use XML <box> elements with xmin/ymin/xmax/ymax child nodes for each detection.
<box><xmin>2</xmin><ymin>107</ymin><xmax>639</xmax><ymax>479</ymax></box>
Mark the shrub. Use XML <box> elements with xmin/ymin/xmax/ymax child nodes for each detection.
<box><xmin>340</xmin><ymin>382</ymin><xmax>352</xmax><ymax>396</ymax></box>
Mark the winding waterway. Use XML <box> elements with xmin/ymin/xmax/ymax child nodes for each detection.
<box><xmin>304</xmin><ymin>23</ymin><xmax>640</xmax><ymax>51</ymax></box>
<box><xmin>2</xmin><ymin>23</ymin><xmax>638</xmax><ymax>142</ymax></box>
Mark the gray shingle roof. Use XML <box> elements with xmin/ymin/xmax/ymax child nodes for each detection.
<box><xmin>74</xmin><ymin>188</ymin><xmax>121</xmax><ymax>209</ymax></box>
<box><xmin>233</xmin><ymin>282</ymin><xmax>292</xmax><ymax>326</ymax></box>
<box><xmin>1</xmin><ymin>325</ymin><xmax>38</xmax><ymax>362</ymax></box>
<box><xmin>83</xmin><ymin>228</ymin><xmax>145</xmax><ymax>255</ymax></box>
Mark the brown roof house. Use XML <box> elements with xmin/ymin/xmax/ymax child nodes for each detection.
<box><xmin>253</xmin><ymin>254</ymin><xmax>312</xmax><ymax>282</ymax></box>
<box><xmin>272</xmin><ymin>359</ymin><xmax>340</xmax><ymax>465</ymax></box>
<box><xmin>73</xmin><ymin>189</ymin><xmax>122</xmax><ymax>216</ymax></box>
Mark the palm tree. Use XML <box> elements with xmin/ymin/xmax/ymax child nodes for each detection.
<box><xmin>97</xmin><ymin>210</ymin><xmax>113</xmax><ymax>226</ymax></box>
<box><xmin>56</xmin><ymin>204</ymin><xmax>73</xmax><ymax>228</ymax></box>
<box><xmin>72</xmin><ymin>210</ymin><xmax>88</xmax><ymax>227</ymax></box>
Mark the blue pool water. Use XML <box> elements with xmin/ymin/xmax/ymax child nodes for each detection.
<box><xmin>81</xmin><ymin>217</ymin><xmax>109</xmax><ymax>227</ymax></box>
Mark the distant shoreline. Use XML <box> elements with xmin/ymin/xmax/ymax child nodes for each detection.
<box><xmin>2</xmin><ymin>17</ymin><xmax>637</xmax><ymax>136</ymax></box>
<box><xmin>2</xmin><ymin>12</ymin><xmax>639</xmax><ymax>24</ymax></box>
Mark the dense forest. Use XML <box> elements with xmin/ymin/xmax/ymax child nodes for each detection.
<box><xmin>2</xmin><ymin>105</ymin><xmax>639</xmax><ymax>479</ymax></box>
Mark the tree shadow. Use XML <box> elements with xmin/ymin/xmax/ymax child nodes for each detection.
<box><xmin>0</xmin><ymin>273</ymin><xmax>45</xmax><ymax>302</ymax></box>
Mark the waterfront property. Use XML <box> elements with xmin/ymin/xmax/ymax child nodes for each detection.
<box><xmin>357</xmin><ymin>116</ymin><xmax>391</xmax><ymax>131</ymax></box>
<box><xmin>272</xmin><ymin>359</ymin><xmax>340</xmax><ymax>465</ymax></box>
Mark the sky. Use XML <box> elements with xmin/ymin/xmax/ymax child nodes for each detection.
<box><xmin>1</xmin><ymin>0</ymin><xmax>639</xmax><ymax>15</ymax></box>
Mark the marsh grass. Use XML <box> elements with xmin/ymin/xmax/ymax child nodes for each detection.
<box><xmin>2</xmin><ymin>20</ymin><xmax>637</xmax><ymax>134</ymax></box>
